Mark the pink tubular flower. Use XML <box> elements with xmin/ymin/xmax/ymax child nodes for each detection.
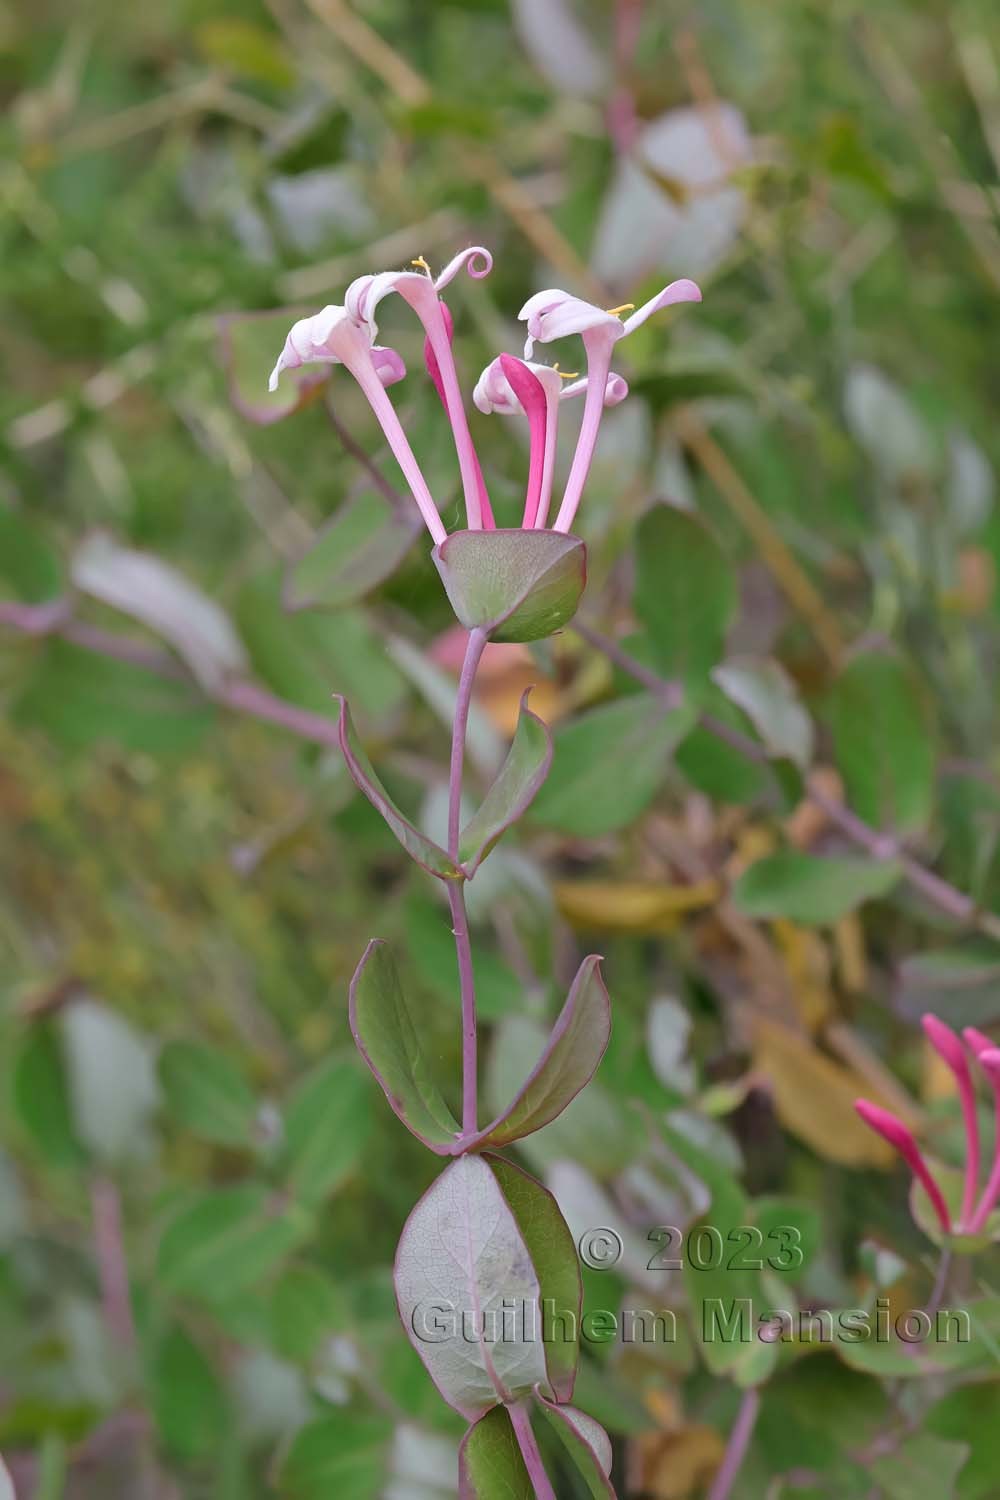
<box><xmin>855</xmin><ymin>1013</ymin><xmax>1000</xmax><ymax>1239</ymax></box>
<box><xmin>970</xmin><ymin>1047</ymin><xmax>1000</xmax><ymax>1233</ymax></box>
<box><xmin>517</xmin><ymin>279</ymin><xmax>702</xmax><ymax>533</ymax></box>
<box><xmin>923</xmin><ymin>1013</ymin><xmax>979</xmax><ymax>1226</ymax></box>
<box><xmin>854</xmin><ymin>1099</ymin><xmax>952</xmax><ymax>1233</ymax></box>
<box><xmin>268</xmin><ymin>250</ymin><xmax>702</xmax><ymax>568</ymax></box>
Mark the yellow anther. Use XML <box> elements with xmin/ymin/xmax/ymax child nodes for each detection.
<box><xmin>605</xmin><ymin>303</ymin><xmax>635</xmax><ymax>317</ymax></box>
<box><xmin>410</xmin><ymin>255</ymin><xmax>432</xmax><ymax>276</ymax></box>
<box><xmin>556</xmin><ymin>368</ymin><xmax>580</xmax><ymax>380</ymax></box>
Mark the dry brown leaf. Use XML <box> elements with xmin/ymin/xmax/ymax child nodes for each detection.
<box><xmin>773</xmin><ymin>920</ymin><xmax>833</xmax><ymax>1030</ymax></box>
<box><xmin>833</xmin><ymin>912</ymin><xmax>867</xmax><ymax>994</ymax></box>
<box><xmin>636</xmin><ymin>1422</ymin><xmax>727</xmax><ymax>1500</ymax></box>
<box><xmin>752</xmin><ymin>1016</ymin><xmax>895</xmax><ymax>1167</ymax></box>
<box><xmin>554</xmin><ymin>879</ymin><xmax>720</xmax><ymax>934</ymax></box>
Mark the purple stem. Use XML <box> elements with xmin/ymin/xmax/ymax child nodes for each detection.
<box><xmin>448</xmin><ymin>628</ymin><xmax>488</xmax><ymax>1137</ymax></box>
<box><xmin>509</xmin><ymin>1401</ymin><xmax>557</xmax><ymax>1500</ymax></box>
<box><xmin>707</xmin><ymin>1386</ymin><xmax>760</xmax><ymax>1500</ymax></box>
<box><xmin>90</xmin><ymin>1176</ymin><xmax>135</xmax><ymax>1349</ymax></box>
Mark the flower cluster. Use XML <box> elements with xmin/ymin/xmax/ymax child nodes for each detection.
<box><xmin>856</xmin><ymin>1015</ymin><xmax>1000</xmax><ymax>1238</ymax></box>
<box><xmin>269</xmin><ymin>247</ymin><xmax>700</xmax><ymax>544</ymax></box>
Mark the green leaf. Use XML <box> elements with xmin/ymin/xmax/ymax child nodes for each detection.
<box><xmin>634</xmin><ymin>506</ymin><xmax>737</xmax><ymax>693</ymax></box>
<box><xmin>870</xmin><ymin>1434</ymin><xmax>969</xmax><ymax>1499</ymax></box>
<box><xmin>157</xmin><ymin>1185</ymin><xmax>310</xmax><ymax>1300</ymax></box>
<box><xmin>148</xmin><ymin>1323</ymin><xmax>227</xmax><ymax>1461</ymax></box>
<box><xmin>220</xmin><ymin>312</ymin><xmax>328</xmax><ymax>427</ymax></box>
<box><xmin>752</xmin><ymin>1197</ymin><xmax>821</xmax><ymax>1281</ymax></box>
<box><xmin>458</xmin><ymin>1406</ymin><xmax>533</xmax><ymax>1499</ymax></box>
<box><xmin>13</xmin><ymin>640</ymin><xmax>212</xmax><ymax>754</ymax></box>
<box><xmin>284</xmin><ymin>491</ymin><xmax>419</xmax><ymax>611</ymax></box>
<box><xmin>926</xmin><ymin>1385</ymin><xmax>1000</xmax><ymax>1500</ymax></box>
<box><xmin>488</xmin><ymin>1017</ymin><xmax>641</xmax><ymax>1178</ymax></box>
<box><xmin>459</xmin><ymin>691</ymin><xmax>552</xmax><ymax>874</ymax></box>
<box><xmin>733</xmin><ymin>851</ymin><xmax>901</xmax><ymax>924</ymax></box>
<box><xmin>486</xmin><ymin>1152</ymin><xmax>582</xmax><ymax>1403</ymax></box>
<box><xmin>270</xmin><ymin>1264</ymin><xmax>348</xmax><ymax>1362</ymax></box>
<box><xmin>235</xmin><ymin>574</ymin><xmax>405</xmax><ymax>727</ymax></box>
<box><xmin>335</xmin><ymin>697</ymin><xmax>463</xmax><ymax>879</ymax></box>
<box><xmin>158</xmin><ymin>1041</ymin><xmax>258</xmax><ymax>1148</ymax></box>
<box><xmin>278</xmin><ymin>1416</ymin><xmax>390</xmax><ymax>1498</ymax></box>
<box><xmin>12</xmin><ymin>1025</ymin><xmax>84</xmax><ymax>1170</ymax></box>
<box><xmin>712</xmin><ymin>657</ymin><xmax>814</xmax><ymax>768</ymax></box>
<box><xmin>535</xmin><ymin>1397</ymin><xmax>614</xmax><ymax>1496</ymax></box>
<box><xmin>897</xmin><ymin>943</ymin><xmax>1000</xmax><ymax>1027</ymax></box>
<box><xmin>349</xmin><ymin>939</ymin><xmax>460</xmax><ymax>1153</ymax></box>
<box><xmin>432</xmin><ymin>528</ymin><xmax>587</xmax><ymax>643</ymax></box>
<box><xmin>473</xmin><ymin>956</ymin><xmax>611</xmax><ymax>1152</ymax></box>
<box><xmin>282</xmin><ymin>1056</ymin><xmax>371</xmax><ymax>1207</ymax></box>
<box><xmin>531</xmin><ymin>693</ymin><xmax>695</xmax><ymax>837</ymax></box>
<box><xmin>825</xmin><ymin>650</ymin><xmax>935</xmax><ymax>834</ymax></box>
<box><xmin>0</xmin><ymin>508</ymin><xmax>62</xmax><ymax>601</ymax></box>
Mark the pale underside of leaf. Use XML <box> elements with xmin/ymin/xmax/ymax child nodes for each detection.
<box><xmin>394</xmin><ymin>1154</ymin><xmax>551</xmax><ymax>1419</ymax></box>
<box><xmin>535</xmin><ymin>1392</ymin><xmax>616</xmax><ymax>1497</ymax></box>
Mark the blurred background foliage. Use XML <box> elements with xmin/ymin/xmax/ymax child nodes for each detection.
<box><xmin>3</xmin><ymin>0</ymin><xmax>1000</xmax><ymax>1495</ymax></box>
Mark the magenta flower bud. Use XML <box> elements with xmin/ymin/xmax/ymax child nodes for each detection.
<box><xmin>963</xmin><ymin>1026</ymin><xmax>996</xmax><ymax>1057</ymax></box>
<box><xmin>922</xmin><ymin>1012</ymin><xmax>980</xmax><ymax>1225</ymax></box>
<box><xmin>969</xmin><ymin>1049</ymin><xmax>1000</xmax><ymax>1234</ymax></box>
<box><xmin>854</xmin><ymin>1099</ymin><xmax>952</xmax><ymax>1233</ymax></box>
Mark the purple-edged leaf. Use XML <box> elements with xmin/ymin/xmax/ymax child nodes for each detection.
<box><xmin>71</xmin><ymin>533</ymin><xmax>248</xmax><ymax>693</ymax></box>
<box><xmin>394</xmin><ymin>1155</ymin><xmax>553</xmax><ymax>1419</ymax></box>
<box><xmin>433</xmin><ymin>528</ymin><xmax>586</xmax><ymax>643</ymax></box>
<box><xmin>459</xmin><ymin>691</ymin><xmax>552</xmax><ymax>875</ymax></box>
<box><xmin>469</xmin><ymin>957</ymin><xmax>610</xmax><ymax>1152</ymax></box>
<box><xmin>484</xmin><ymin>1153</ymin><xmax>581</xmax><ymax>1404</ymax></box>
<box><xmin>349</xmin><ymin>939</ymin><xmax>460</xmax><ymax>1154</ymax></box>
<box><xmin>535</xmin><ymin>1394</ymin><xmax>616</xmax><ymax>1497</ymax></box>
<box><xmin>459</xmin><ymin>1407</ymin><xmax>533</xmax><ymax>1499</ymax></box>
<box><xmin>218</xmin><ymin>310</ymin><xmax>328</xmax><ymax>426</ymax></box>
<box><xmin>334</xmin><ymin>696</ymin><xmax>464</xmax><ymax>880</ymax></box>
<box><xmin>284</xmin><ymin>491</ymin><xmax>420</xmax><ymax>612</ymax></box>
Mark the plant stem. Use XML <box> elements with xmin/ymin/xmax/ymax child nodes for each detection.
<box><xmin>707</xmin><ymin>1386</ymin><xmax>760</xmax><ymax>1500</ymax></box>
<box><xmin>509</xmin><ymin>1401</ymin><xmax>557</xmax><ymax>1500</ymax></box>
<box><xmin>448</xmin><ymin>627</ymin><xmax>488</xmax><ymax>1136</ymax></box>
<box><xmin>89</xmin><ymin>1175</ymin><xmax>135</xmax><ymax>1349</ymax></box>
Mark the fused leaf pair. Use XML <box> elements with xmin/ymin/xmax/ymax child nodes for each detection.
<box><xmin>393</xmin><ymin>1153</ymin><xmax>614</xmax><ymax>1492</ymax></box>
<box><xmin>433</xmin><ymin>528</ymin><xmax>586</xmax><ymax>644</ymax></box>
<box><xmin>335</xmin><ymin>692</ymin><xmax>552</xmax><ymax>880</ymax></box>
<box><xmin>350</xmin><ymin>941</ymin><xmax>610</xmax><ymax>1155</ymax></box>
<box><xmin>460</xmin><ymin>1394</ymin><xmax>615</xmax><ymax>1498</ymax></box>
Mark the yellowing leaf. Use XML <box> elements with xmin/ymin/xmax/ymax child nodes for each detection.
<box><xmin>752</xmin><ymin>1017</ymin><xmax>894</xmax><ymax>1167</ymax></box>
<box><xmin>637</xmin><ymin>1422</ymin><xmax>726</xmax><ymax>1500</ymax></box>
<box><xmin>554</xmin><ymin>880</ymin><xmax>719</xmax><ymax>934</ymax></box>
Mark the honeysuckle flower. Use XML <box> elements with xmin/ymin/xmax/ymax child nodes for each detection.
<box><xmin>346</xmin><ymin>248</ymin><xmax>494</xmax><ymax>531</ymax></box>
<box><xmin>268</xmin><ymin>303</ymin><xmax>447</xmax><ymax>544</ymax></box>
<box><xmin>855</xmin><ymin>1014</ymin><xmax>1000</xmax><ymax>1238</ymax></box>
<box><xmin>268</xmin><ymin>250</ymin><xmax>702</xmax><ymax>632</ymax></box>
<box><xmin>515</xmin><ymin>278</ymin><xmax>702</xmax><ymax>533</ymax></box>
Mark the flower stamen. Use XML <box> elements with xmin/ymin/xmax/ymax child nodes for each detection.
<box><xmin>411</xmin><ymin>255</ymin><xmax>433</xmax><ymax>277</ymax></box>
<box><xmin>605</xmin><ymin>303</ymin><xmax>635</xmax><ymax>316</ymax></box>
